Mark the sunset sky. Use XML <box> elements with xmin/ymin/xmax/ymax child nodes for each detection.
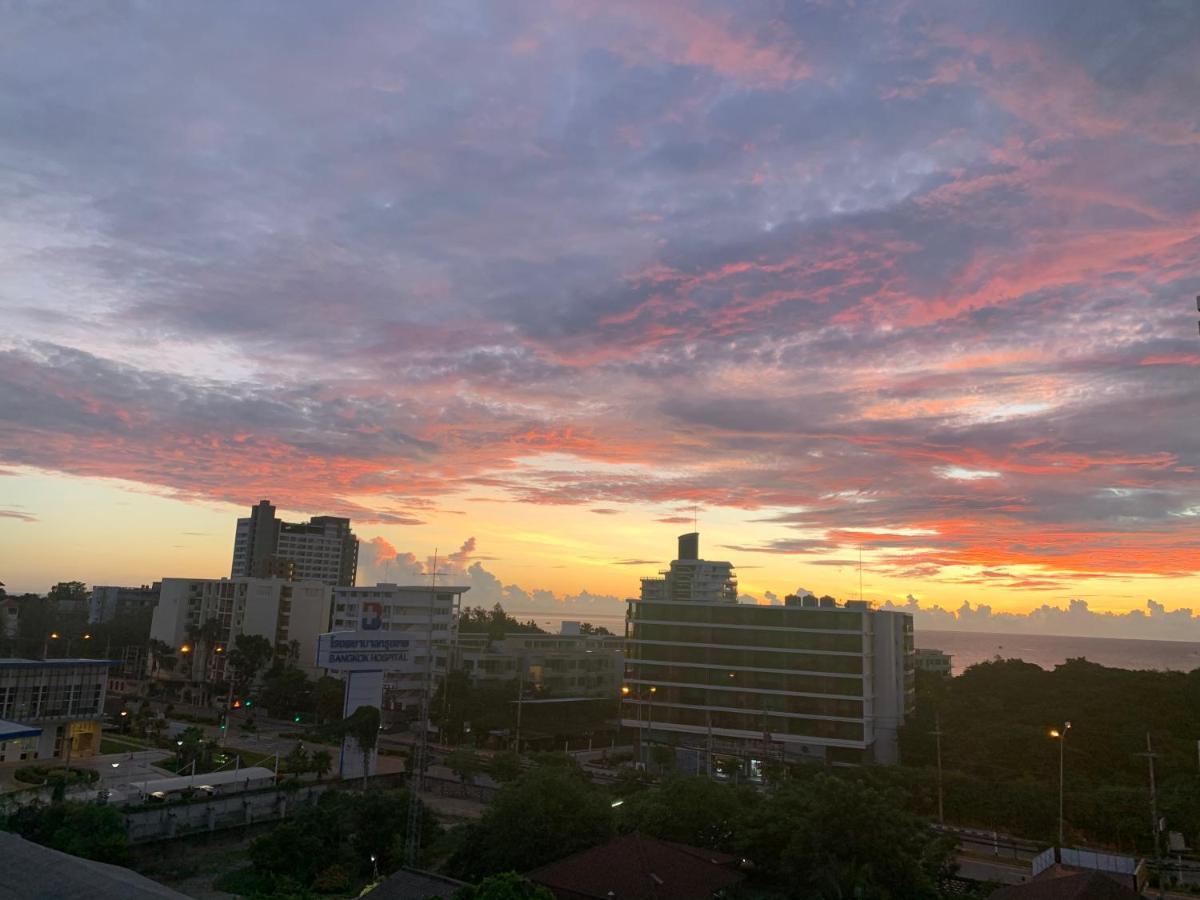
<box><xmin>1</xmin><ymin>3</ymin><xmax>1198</xmax><ymax>632</ymax></box>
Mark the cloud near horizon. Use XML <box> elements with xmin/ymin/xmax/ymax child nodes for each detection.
<box><xmin>0</xmin><ymin>2</ymin><xmax>1198</xmax><ymax>611</ymax></box>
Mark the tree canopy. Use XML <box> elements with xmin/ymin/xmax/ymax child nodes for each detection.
<box><xmin>899</xmin><ymin>658</ymin><xmax>1200</xmax><ymax>848</ymax></box>
<box><xmin>458</xmin><ymin>603</ymin><xmax>545</xmax><ymax>641</ymax></box>
<box><xmin>448</xmin><ymin>764</ymin><xmax>614</xmax><ymax>881</ymax></box>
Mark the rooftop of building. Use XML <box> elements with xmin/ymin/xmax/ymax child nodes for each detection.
<box><xmin>0</xmin><ymin>657</ymin><xmax>117</xmax><ymax>667</ymax></box>
<box><xmin>129</xmin><ymin>766</ymin><xmax>276</xmax><ymax>795</ymax></box>
<box><xmin>0</xmin><ymin>831</ymin><xmax>188</xmax><ymax>899</ymax></box>
<box><xmin>334</xmin><ymin>583</ymin><xmax>470</xmax><ymax>593</ymax></box>
<box><xmin>0</xmin><ymin>718</ymin><xmax>41</xmax><ymax>740</ymax></box>
<box><xmin>370</xmin><ymin>868</ymin><xmax>467</xmax><ymax>899</ymax></box>
<box><xmin>527</xmin><ymin>833</ymin><xmax>745</xmax><ymax>900</ymax></box>
<box><xmin>987</xmin><ymin>868</ymin><xmax>1142</xmax><ymax>900</ymax></box>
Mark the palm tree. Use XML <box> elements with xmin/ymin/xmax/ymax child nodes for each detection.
<box><xmin>185</xmin><ymin>618</ymin><xmax>224</xmax><ymax>706</ymax></box>
<box><xmin>341</xmin><ymin>705</ymin><xmax>381</xmax><ymax>790</ymax></box>
<box><xmin>148</xmin><ymin>639</ymin><xmax>177</xmax><ymax>676</ymax></box>
<box><xmin>311</xmin><ymin>749</ymin><xmax>333</xmax><ymax>782</ymax></box>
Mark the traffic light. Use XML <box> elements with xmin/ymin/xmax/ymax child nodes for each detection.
<box><xmin>244</xmin><ymin>698</ymin><xmax>253</xmax><ymax>708</ymax></box>
<box><xmin>232</xmin><ymin>699</ymin><xmax>242</xmax><ymax>709</ymax></box>
<box><xmin>293</xmin><ymin>713</ymin><xmax>302</xmax><ymax>724</ymax></box>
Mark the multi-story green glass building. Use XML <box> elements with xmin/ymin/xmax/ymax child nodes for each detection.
<box><xmin>622</xmin><ymin>534</ymin><xmax>914</xmax><ymax>773</ymax></box>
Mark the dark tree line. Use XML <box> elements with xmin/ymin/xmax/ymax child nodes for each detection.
<box><xmin>899</xmin><ymin>658</ymin><xmax>1200</xmax><ymax>849</ymax></box>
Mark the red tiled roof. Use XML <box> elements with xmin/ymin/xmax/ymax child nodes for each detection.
<box><xmin>527</xmin><ymin>834</ymin><xmax>745</xmax><ymax>900</ymax></box>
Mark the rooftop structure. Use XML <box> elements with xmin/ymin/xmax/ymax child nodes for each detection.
<box><xmin>639</xmin><ymin>532</ymin><xmax>737</xmax><ymax>604</ymax></box>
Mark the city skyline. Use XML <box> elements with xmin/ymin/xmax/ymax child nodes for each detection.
<box><xmin>2</xmin><ymin>3</ymin><xmax>1199</xmax><ymax>626</ymax></box>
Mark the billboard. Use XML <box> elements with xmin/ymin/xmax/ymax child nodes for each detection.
<box><xmin>315</xmin><ymin>631</ymin><xmax>422</xmax><ymax>672</ymax></box>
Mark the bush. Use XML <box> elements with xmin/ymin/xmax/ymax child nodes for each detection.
<box><xmin>13</xmin><ymin>766</ymin><xmax>98</xmax><ymax>787</ymax></box>
<box><xmin>313</xmin><ymin>864</ymin><xmax>351</xmax><ymax>894</ymax></box>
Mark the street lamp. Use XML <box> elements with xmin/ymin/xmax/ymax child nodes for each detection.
<box><xmin>1049</xmin><ymin>722</ymin><xmax>1071</xmax><ymax>847</ymax></box>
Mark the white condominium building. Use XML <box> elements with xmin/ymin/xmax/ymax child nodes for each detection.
<box><xmin>149</xmin><ymin>577</ymin><xmax>333</xmax><ymax>681</ymax></box>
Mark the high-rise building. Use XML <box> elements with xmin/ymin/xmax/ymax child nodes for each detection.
<box><xmin>149</xmin><ymin>577</ymin><xmax>333</xmax><ymax>682</ymax></box>
<box><xmin>230</xmin><ymin>500</ymin><xmax>359</xmax><ymax>586</ymax></box>
<box><xmin>623</xmin><ymin>534</ymin><xmax>914</xmax><ymax>774</ymax></box>
<box><xmin>330</xmin><ymin>583</ymin><xmax>468</xmax><ymax>713</ymax></box>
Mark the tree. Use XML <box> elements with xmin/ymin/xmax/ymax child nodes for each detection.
<box><xmin>454</xmin><ymin>873</ymin><xmax>555</xmax><ymax>900</ymax></box>
<box><xmin>447</xmin><ymin>748</ymin><xmax>483</xmax><ymax>785</ymax></box>
<box><xmin>148</xmin><ymin>638</ymin><xmax>177</xmax><ymax>674</ymax></box>
<box><xmin>260</xmin><ymin>661</ymin><xmax>314</xmax><ymax>718</ymax></box>
<box><xmin>183</xmin><ymin>616</ymin><xmax>223</xmax><ymax>704</ymax></box>
<box><xmin>340</xmin><ymin>705</ymin><xmax>381</xmax><ymax>790</ymax></box>
<box><xmin>314</xmin><ymin>675</ymin><xmax>346</xmax><ymax>724</ymax></box>
<box><xmin>4</xmin><ymin>800</ymin><xmax>130</xmax><ymax>865</ymax></box>
<box><xmin>744</xmin><ymin>774</ymin><xmax>953</xmax><ymax>899</ymax></box>
<box><xmin>578</xmin><ymin>623</ymin><xmax>612</xmax><ymax>636</ymax></box>
<box><xmin>458</xmin><ymin>604</ymin><xmax>546</xmax><ymax>641</ymax></box>
<box><xmin>283</xmin><ymin>741</ymin><xmax>311</xmax><ymax>776</ymax></box>
<box><xmin>227</xmin><ymin>633</ymin><xmax>273</xmax><ymax>695</ymax></box>
<box><xmin>448</xmin><ymin>766</ymin><xmax>613</xmax><ymax>881</ymax></box>
<box><xmin>176</xmin><ymin>725</ymin><xmax>212</xmax><ymax>772</ymax></box>
<box><xmin>488</xmin><ymin>751</ymin><xmax>523</xmax><ymax>783</ymax></box>
<box><xmin>311</xmin><ymin>749</ymin><xmax>333</xmax><ymax>782</ymax></box>
<box><xmin>621</xmin><ymin>776</ymin><xmax>758</xmax><ymax>850</ymax></box>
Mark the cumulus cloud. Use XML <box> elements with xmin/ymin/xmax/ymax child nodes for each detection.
<box><xmin>885</xmin><ymin>595</ymin><xmax>1200</xmax><ymax>642</ymax></box>
<box><xmin>358</xmin><ymin>536</ymin><xmax>629</xmax><ymax>622</ymax></box>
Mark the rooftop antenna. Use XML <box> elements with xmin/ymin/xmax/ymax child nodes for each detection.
<box><xmin>858</xmin><ymin>545</ymin><xmax>864</xmax><ymax>602</ymax></box>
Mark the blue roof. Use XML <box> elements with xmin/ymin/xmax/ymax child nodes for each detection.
<box><xmin>0</xmin><ymin>719</ymin><xmax>41</xmax><ymax>740</ymax></box>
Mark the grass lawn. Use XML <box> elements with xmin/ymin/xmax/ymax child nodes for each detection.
<box><xmin>98</xmin><ymin>734</ymin><xmax>155</xmax><ymax>754</ymax></box>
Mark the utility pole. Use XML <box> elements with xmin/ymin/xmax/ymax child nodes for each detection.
<box><xmin>931</xmin><ymin>713</ymin><xmax>945</xmax><ymax>824</ymax></box>
<box><xmin>1137</xmin><ymin>733</ymin><xmax>1166</xmax><ymax>900</ymax></box>
<box><xmin>513</xmin><ymin>660</ymin><xmax>525</xmax><ymax>753</ymax></box>
<box><xmin>405</xmin><ymin>551</ymin><xmax>442</xmax><ymax>868</ymax></box>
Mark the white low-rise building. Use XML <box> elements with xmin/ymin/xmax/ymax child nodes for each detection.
<box><xmin>0</xmin><ymin>658</ymin><xmax>109</xmax><ymax>765</ymax></box>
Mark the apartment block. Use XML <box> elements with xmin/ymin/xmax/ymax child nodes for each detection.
<box><xmin>623</xmin><ymin>535</ymin><xmax>915</xmax><ymax>775</ymax></box>
<box><xmin>149</xmin><ymin>577</ymin><xmax>332</xmax><ymax>681</ymax></box>
<box><xmin>231</xmin><ymin>500</ymin><xmax>359</xmax><ymax>587</ymax></box>
<box><xmin>455</xmin><ymin>630</ymin><xmax>625</xmax><ymax>698</ymax></box>
<box><xmin>88</xmin><ymin>584</ymin><xmax>160</xmax><ymax>624</ymax></box>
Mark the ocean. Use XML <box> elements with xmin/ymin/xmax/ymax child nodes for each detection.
<box><xmin>916</xmin><ymin>629</ymin><xmax>1200</xmax><ymax>675</ymax></box>
<box><xmin>508</xmin><ymin>610</ymin><xmax>1200</xmax><ymax>676</ymax></box>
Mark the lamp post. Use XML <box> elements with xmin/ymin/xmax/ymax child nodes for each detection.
<box><xmin>1049</xmin><ymin>722</ymin><xmax>1071</xmax><ymax>847</ymax></box>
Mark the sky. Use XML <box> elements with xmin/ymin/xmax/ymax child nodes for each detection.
<box><xmin>1</xmin><ymin>2</ymin><xmax>1198</xmax><ymax>638</ymax></box>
